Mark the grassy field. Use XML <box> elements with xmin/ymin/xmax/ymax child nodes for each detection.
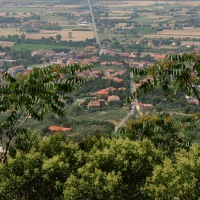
<box><xmin>11</xmin><ymin>43</ymin><xmax>75</xmax><ymax>51</ymax></box>
<box><xmin>11</xmin><ymin>43</ymin><xmax>56</xmax><ymax>51</ymax></box>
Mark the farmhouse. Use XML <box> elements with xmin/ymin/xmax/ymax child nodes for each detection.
<box><xmin>96</xmin><ymin>89</ymin><xmax>109</xmax><ymax>98</ymax></box>
<box><xmin>108</xmin><ymin>95</ymin><xmax>120</xmax><ymax>101</ymax></box>
<box><xmin>31</xmin><ymin>50</ymin><xmax>46</xmax><ymax>57</ymax></box>
<box><xmin>136</xmin><ymin>102</ymin><xmax>154</xmax><ymax>112</ymax></box>
<box><xmin>151</xmin><ymin>54</ymin><xmax>166</xmax><ymax>60</ymax></box>
<box><xmin>56</xmin><ymin>58</ymin><xmax>68</xmax><ymax>64</ymax></box>
<box><xmin>8</xmin><ymin>65</ymin><xmax>25</xmax><ymax>77</ymax></box>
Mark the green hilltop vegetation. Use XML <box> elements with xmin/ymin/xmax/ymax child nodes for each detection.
<box><xmin>1</xmin><ymin>53</ymin><xmax>200</xmax><ymax>199</ymax></box>
<box><xmin>0</xmin><ymin>0</ymin><xmax>200</xmax><ymax>198</ymax></box>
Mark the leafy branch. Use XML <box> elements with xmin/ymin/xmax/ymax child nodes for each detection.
<box><xmin>0</xmin><ymin>63</ymin><xmax>92</xmax><ymax>163</ymax></box>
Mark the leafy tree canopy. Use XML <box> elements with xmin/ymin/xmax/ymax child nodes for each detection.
<box><xmin>124</xmin><ymin>52</ymin><xmax>200</xmax><ymax>156</ymax></box>
<box><xmin>0</xmin><ymin>132</ymin><xmax>163</xmax><ymax>200</ymax></box>
<box><xmin>0</xmin><ymin>63</ymin><xmax>92</xmax><ymax>163</ymax></box>
<box><xmin>128</xmin><ymin>52</ymin><xmax>200</xmax><ymax>102</ymax></box>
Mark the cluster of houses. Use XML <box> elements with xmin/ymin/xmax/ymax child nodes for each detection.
<box><xmin>86</xmin><ymin>86</ymin><xmax>123</xmax><ymax>109</ymax></box>
<box><xmin>30</xmin><ymin>46</ymin><xmax>170</xmax><ymax>68</ymax></box>
<box><xmin>185</xmin><ymin>96</ymin><xmax>199</xmax><ymax>106</ymax></box>
<box><xmin>1</xmin><ymin>45</ymin><xmax>200</xmax><ymax>134</ymax></box>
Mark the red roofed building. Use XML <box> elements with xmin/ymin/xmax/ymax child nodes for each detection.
<box><xmin>96</xmin><ymin>89</ymin><xmax>109</xmax><ymax>97</ymax></box>
<box><xmin>113</xmin><ymin>77</ymin><xmax>124</xmax><ymax>83</ymax></box>
<box><xmin>104</xmin><ymin>69</ymin><xmax>114</xmax><ymax>76</ymax></box>
<box><xmin>119</xmin><ymin>52</ymin><xmax>130</xmax><ymax>58</ymax></box>
<box><xmin>108</xmin><ymin>95</ymin><xmax>120</xmax><ymax>101</ymax></box>
<box><xmin>96</xmin><ymin>89</ymin><xmax>109</xmax><ymax>95</ymax></box>
<box><xmin>111</xmin><ymin>62</ymin><xmax>124</xmax><ymax>67</ymax></box>
<box><xmin>56</xmin><ymin>58</ymin><xmax>68</xmax><ymax>64</ymax></box>
<box><xmin>118</xmin><ymin>87</ymin><xmax>126</xmax><ymax>91</ymax></box>
<box><xmin>80</xmin><ymin>59</ymin><xmax>91</xmax><ymax>65</ymax></box>
<box><xmin>0</xmin><ymin>52</ymin><xmax>6</xmax><ymax>57</ymax></box>
<box><xmin>67</xmin><ymin>61</ymin><xmax>76</xmax><ymax>65</ymax></box>
<box><xmin>129</xmin><ymin>52</ymin><xmax>138</xmax><ymax>58</ymax></box>
<box><xmin>87</xmin><ymin>101</ymin><xmax>100</xmax><ymax>109</ymax></box>
<box><xmin>31</xmin><ymin>50</ymin><xmax>46</xmax><ymax>56</ymax></box>
<box><xmin>115</xmin><ymin>70</ymin><xmax>126</xmax><ymax>75</ymax></box>
<box><xmin>105</xmin><ymin>87</ymin><xmax>117</xmax><ymax>92</ymax></box>
<box><xmin>48</xmin><ymin>126</ymin><xmax>72</xmax><ymax>132</ymax></box>
<box><xmin>8</xmin><ymin>65</ymin><xmax>25</xmax><ymax>77</ymax></box>
<box><xmin>85</xmin><ymin>46</ymin><xmax>96</xmax><ymax>52</ymax></box>
<box><xmin>135</xmin><ymin>83</ymin><xmax>141</xmax><ymax>88</ymax></box>
<box><xmin>151</xmin><ymin>54</ymin><xmax>166</xmax><ymax>60</ymax></box>
<box><xmin>136</xmin><ymin>102</ymin><xmax>153</xmax><ymax>112</ymax></box>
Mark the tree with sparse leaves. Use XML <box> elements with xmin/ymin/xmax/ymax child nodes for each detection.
<box><xmin>128</xmin><ymin>52</ymin><xmax>200</xmax><ymax>104</ymax></box>
<box><xmin>124</xmin><ymin>52</ymin><xmax>200</xmax><ymax>155</ymax></box>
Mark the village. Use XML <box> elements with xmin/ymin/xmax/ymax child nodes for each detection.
<box><xmin>0</xmin><ymin>0</ymin><xmax>200</xmax><ymax>134</ymax></box>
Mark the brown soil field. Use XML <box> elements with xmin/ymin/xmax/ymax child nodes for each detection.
<box><xmin>182</xmin><ymin>1</ymin><xmax>200</xmax><ymax>6</ymax></box>
<box><xmin>25</xmin><ymin>29</ymin><xmax>94</xmax><ymax>41</ymax></box>
<box><xmin>157</xmin><ymin>28</ymin><xmax>200</xmax><ymax>37</ymax></box>
<box><xmin>105</xmin><ymin>1</ymin><xmax>176</xmax><ymax>7</ymax></box>
<box><xmin>53</xmin><ymin>4</ymin><xmax>83</xmax><ymax>8</ymax></box>
<box><xmin>111</xmin><ymin>10</ymin><xmax>133</xmax><ymax>14</ymax></box>
<box><xmin>107</xmin><ymin>16</ymin><xmax>130</xmax><ymax>19</ymax></box>
<box><xmin>0</xmin><ymin>41</ymin><xmax>15</xmax><ymax>47</ymax></box>
<box><xmin>0</xmin><ymin>28</ymin><xmax>20</xmax><ymax>36</ymax></box>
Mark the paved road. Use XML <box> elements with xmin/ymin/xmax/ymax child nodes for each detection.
<box><xmin>87</xmin><ymin>0</ymin><xmax>136</xmax><ymax>130</ymax></box>
<box><xmin>115</xmin><ymin>71</ymin><xmax>137</xmax><ymax>131</ymax></box>
<box><xmin>88</xmin><ymin>0</ymin><xmax>102</xmax><ymax>48</ymax></box>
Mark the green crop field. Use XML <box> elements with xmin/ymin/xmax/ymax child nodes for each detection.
<box><xmin>11</xmin><ymin>44</ymin><xmax>54</xmax><ymax>51</ymax></box>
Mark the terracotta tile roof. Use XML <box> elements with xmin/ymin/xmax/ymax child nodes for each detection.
<box><xmin>151</xmin><ymin>54</ymin><xmax>166</xmax><ymax>60</ymax></box>
<box><xmin>114</xmin><ymin>70</ymin><xmax>126</xmax><ymax>75</ymax></box>
<box><xmin>113</xmin><ymin>77</ymin><xmax>124</xmax><ymax>83</ymax></box>
<box><xmin>135</xmin><ymin>83</ymin><xmax>141</xmax><ymax>87</ymax></box>
<box><xmin>137</xmin><ymin>102</ymin><xmax>143</xmax><ymax>107</ymax></box>
<box><xmin>100</xmin><ymin>61</ymin><xmax>109</xmax><ymax>65</ymax></box>
<box><xmin>119</xmin><ymin>52</ymin><xmax>130</xmax><ymax>57</ymax></box>
<box><xmin>80</xmin><ymin>59</ymin><xmax>91</xmax><ymax>65</ymax></box>
<box><xmin>96</xmin><ymin>89</ymin><xmax>109</xmax><ymax>95</ymax></box>
<box><xmin>105</xmin><ymin>69</ymin><xmax>114</xmax><ymax>73</ymax></box>
<box><xmin>0</xmin><ymin>52</ymin><xmax>6</xmax><ymax>56</ymax></box>
<box><xmin>118</xmin><ymin>87</ymin><xmax>126</xmax><ymax>91</ymax></box>
<box><xmin>105</xmin><ymin>87</ymin><xmax>117</xmax><ymax>91</ymax></box>
<box><xmin>9</xmin><ymin>65</ymin><xmax>24</xmax><ymax>70</ymax></box>
<box><xmin>87</xmin><ymin>101</ymin><xmax>100</xmax><ymax>108</ymax></box>
<box><xmin>48</xmin><ymin>126</ymin><xmax>72</xmax><ymax>132</ymax></box>
<box><xmin>108</xmin><ymin>95</ymin><xmax>120</xmax><ymax>101</ymax></box>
